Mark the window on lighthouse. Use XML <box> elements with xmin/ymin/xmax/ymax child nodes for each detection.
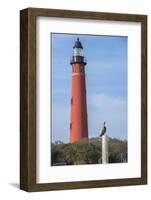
<box><xmin>73</xmin><ymin>48</ymin><xmax>83</xmax><ymax>57</ymax></box>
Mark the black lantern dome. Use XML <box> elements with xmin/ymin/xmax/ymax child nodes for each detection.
<box><xmin>73</xmin><ymin>38</ymin><xmax>83</xmax><ymax>49</ymax></box>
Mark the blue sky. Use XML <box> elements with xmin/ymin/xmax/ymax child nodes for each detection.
<box><xmin>51</xmin><ymin>33</ymin><xmax>128</xmax><ymax>143</ymax></box>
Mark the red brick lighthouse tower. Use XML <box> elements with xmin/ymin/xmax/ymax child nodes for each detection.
<box><xmin>70</xmin><ymin>38</ymin><xmax>88</xmax><ymax>143</ymax></box>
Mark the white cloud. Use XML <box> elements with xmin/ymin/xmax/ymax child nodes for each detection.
<box><xmin>52</xmin><ymin>103</ymin><xmax>70</xmax><ymax>143</ymax></box>
<box><xmin>87</xmin><ymin>94</ymin><xmax>127</xmax><ymax>140</ymax></box>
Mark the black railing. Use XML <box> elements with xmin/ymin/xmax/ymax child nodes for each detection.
<box><xmin>70</xmin><ymin>56</ymin><xmax>87</xmax><ymax>65</ymax></box>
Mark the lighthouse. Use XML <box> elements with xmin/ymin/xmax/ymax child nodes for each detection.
<box><xmin>70</xmin><ymin>38</ymin><xmax>88</xmax><ymax>143</ymax></box>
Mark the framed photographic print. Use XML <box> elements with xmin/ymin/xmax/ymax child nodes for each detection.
<box><xmin>20</xmin><ymin>8</ymin><xmax>147</xmax><ymax>191</ymax></box>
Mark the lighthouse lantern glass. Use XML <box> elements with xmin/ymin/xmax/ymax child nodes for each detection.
<box><xmin>73</xmin><ymin>48</ymin><xmax>83</xmax><ymax>57</ymax></box>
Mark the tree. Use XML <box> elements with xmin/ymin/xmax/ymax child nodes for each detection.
<box><xmin>51</xmin><ymin>137</ymin><xmax>127</xmax><ymax>165</ymax></box>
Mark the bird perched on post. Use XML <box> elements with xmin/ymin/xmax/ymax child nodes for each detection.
<box><xmin>99</xmin><ymin>122</ymin><xmax>107</xmax><ymax>137</ymax></box>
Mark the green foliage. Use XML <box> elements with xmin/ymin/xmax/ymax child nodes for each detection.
<box><xmin>51</xmin><ymin>137</ymin><xmax>127</xmax><ymax>166</ymax></box>
<box><xmin>108</xmin><ymin>138</ymin><xmax>127</xmax><ymax>163</ymax></box>
<box><xmin>51</xmin><ymin>143</ymin><xmax>66</xmax><ymax>164</ymax></box>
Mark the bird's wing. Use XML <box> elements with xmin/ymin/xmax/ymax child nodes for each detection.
<box><xmin>100</xmin><ymin>129</ymin><xmax>104</xmax><ymax>137</ymax></box>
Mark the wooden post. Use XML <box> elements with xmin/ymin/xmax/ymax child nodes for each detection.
<box><xmin>102</xmin><ymin>135</ymin><xmax>108</xmax><ymax>164</ymax></box>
